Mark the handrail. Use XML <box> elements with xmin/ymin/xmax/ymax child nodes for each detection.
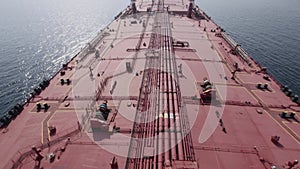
<box><xmin>77</xmin><ymin>32</ymin><xmax>110</xmax><ymax>62</ymax></box>
<box><xmin>4</xmin><ymin>125</ymin><xmax>81</xmax><ymax>169</ymax></box>
<box><xmin>221</xmin><ymin>32</ymin><xmax>250</xmax><ymax>64</ymax></box>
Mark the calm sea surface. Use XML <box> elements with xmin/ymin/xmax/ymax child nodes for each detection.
<box><xmin>0</xmin><ymin>0</ymin><xmax>299</xmax><ymax>115</ymax></box>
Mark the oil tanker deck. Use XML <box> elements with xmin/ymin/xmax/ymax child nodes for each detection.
<box><xmin>0</xmin><ymin>0</ymin><xmax>299</xmax><ymax>169</ymax></box>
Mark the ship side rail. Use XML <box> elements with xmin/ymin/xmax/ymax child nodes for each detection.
<box><xmin>191</xmin><ymin>5</ymin><xmax>210</xmax><ymax>21</ymax></box>
<box><xmin>4</xmin><ymin>124</ymin><xmax>81</xmax><ymax>169</ymax></box>
<box><xmin>192</xmin><ymin>8</ymin><xmax>205</xmax><ymax>20</ymax></box>
<box><xmin>221</xmin><ymin>32</ymin><xmax>250</xmax><ymax>64</ymax></box>
<box><xmin>218</xmin><ymin>32</ymin><xmax>297</xmax><ymax>98</ymax></box>
<box><xmin>220</xmin><ymin>32</ymin><xmax>293</xmax><ymax>93</ymax></box>
<box><xmin>77</xmin><ymin>6</ymin><xmax>131</xmax><ymax>63</ymax></box>
<box><xmin>77</xmin><ymin>32</ymin><xmax>109</xmax><ymax>62</ymax></box>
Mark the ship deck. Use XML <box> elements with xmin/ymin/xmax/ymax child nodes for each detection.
<box><xmin>0</xmin><ymin>0</ymin><xmax>299</xmax><ymax>169</ymax></box>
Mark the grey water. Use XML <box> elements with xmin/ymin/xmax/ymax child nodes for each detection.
<box><xmin>0</xmin><ymin>0</ymin><xmax>299</xmax><ymax>115</ymax></box>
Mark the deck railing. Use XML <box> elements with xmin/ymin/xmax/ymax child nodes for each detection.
<box><xmin>4</xmin><ymin>124</ymin><xmax>81</xmax><ymax>169</ymax></box>
<box><xmin>221</xmin><ymin>32</ymin><xmax>250</xmax><ymax>64</ymax></box>
<box><xmin>77</xmin><ymin>32</ymin><xmax>109</xmax><ymax>62</ymax></box>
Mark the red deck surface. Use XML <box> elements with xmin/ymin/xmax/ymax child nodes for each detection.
<box><xmin>0</xmin><ymin>0</ymin><xmax>299</xmax><ymax>169</ymax></box>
